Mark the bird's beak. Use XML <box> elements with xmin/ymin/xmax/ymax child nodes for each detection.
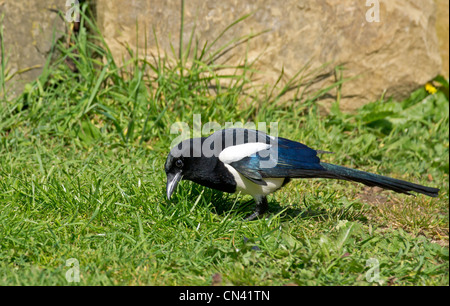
<box><xmin>166</xmin><ymin>171</ymin><xmax>182</xmax><ymax>200</ymax></box>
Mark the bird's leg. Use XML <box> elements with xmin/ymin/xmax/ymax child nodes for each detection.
<box><xmin>245</xmin><ymin>196</ymin><xmax>268</xmax><ymax>221</ymax></box>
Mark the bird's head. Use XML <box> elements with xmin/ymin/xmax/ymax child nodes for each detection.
<box><xmin>165</xmin><ymin>137</ymin><xmax>212</xmax><ymax>199</ymax></box>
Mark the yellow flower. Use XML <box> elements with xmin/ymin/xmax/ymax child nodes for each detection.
<box><xmin>425</xmin><ymin>82</ymin><xmax>438</xmax><ymax>95</ymax></box>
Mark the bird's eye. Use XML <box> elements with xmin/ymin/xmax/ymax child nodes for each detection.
<box><xmin>175</xmin><ymin>159</ymin><xmax>184</xmax><ymax>168</ymax></box>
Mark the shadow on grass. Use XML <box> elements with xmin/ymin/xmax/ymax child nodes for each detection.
<box><xmin>184</xmin><ymin>183</ymin><xmax>369</xmax><ymax>223</ymax></box>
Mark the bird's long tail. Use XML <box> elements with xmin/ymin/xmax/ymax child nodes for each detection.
<box><xmin>318</xmin><ymin>163</ymin><xmax>439</xmax><ymax>197</ymax></box>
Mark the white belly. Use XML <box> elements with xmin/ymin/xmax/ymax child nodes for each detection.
<box><xmin>224</xmin><ymin>164</ymin><xmax>285</xmax><ymax>197</ymax></box>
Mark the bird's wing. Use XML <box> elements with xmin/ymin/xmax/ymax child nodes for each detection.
<box><xmin>219</xmin><ymin>142</ymin><xmax>272</xmax><ymax>185</ymax></box>
<box><xmin>214</xmin><ymin>129</ymin><xmax>325</xmax><ymax>185</ymax></box>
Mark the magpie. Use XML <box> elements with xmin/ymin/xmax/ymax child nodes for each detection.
<box><xmin>165</xmin><ymin>128</ymin><xmax>439</xmax><ymax>220</ymax></box>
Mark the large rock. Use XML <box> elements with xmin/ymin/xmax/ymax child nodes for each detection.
<box><xmin>96</xmin><ymin>0</ymin><xmax>445</xmax><ymax>112</ymax></box>
<box><xmin>1</xmin><ymin>1</ymin><xmax>446</xmax><ymax>109</ymax></box>
<box><xmin>0</xmin><ymin>0</ymin><xmax>66</xmax><ymax>98</ymax></box>
<box><xmin>435</xmin><ymin>0</ymin><xmax>449</xmax><ymax>78</ymax></box>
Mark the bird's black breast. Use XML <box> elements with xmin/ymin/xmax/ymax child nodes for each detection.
<box><xmin>187</xmin><ymin>158</ymin><xmax>237</xmax><ymax>194</ymax></box>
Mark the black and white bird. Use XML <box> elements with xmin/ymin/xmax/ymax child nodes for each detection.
<box><xmin>165</xmin><ymin>128</ymin><xmax>439</xmax><ymax>220</ymax></box>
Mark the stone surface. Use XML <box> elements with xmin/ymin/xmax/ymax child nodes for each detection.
<box><xmin>435</xmin><ymin>0</ymin><xmax>449</xmax><ymax>78</ymax></box>
<box><xmin>0</xmin><ymin>0</ymin><xmax>66</xmax><ymax>98</ymax></box>
<box><xmin>1</xmin><ymin>1</ymin><xmax>446</xmax><ymax>109</ymax></box>
<box><xmin>96</xmin><ymin>0</ymin><xmax>446</xmax><ymax>112</ymax></box>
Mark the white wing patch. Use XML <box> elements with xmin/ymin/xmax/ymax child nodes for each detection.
<box><xmin>219</xmin><ymin>143</ymin><xmax>271</xmax><ymax>164</ymax></box>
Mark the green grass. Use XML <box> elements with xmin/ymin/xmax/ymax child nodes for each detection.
<box><xmin>0</xmin><ymin>6</ymin><xmax>448</xmax><ymax>285</ymax></box>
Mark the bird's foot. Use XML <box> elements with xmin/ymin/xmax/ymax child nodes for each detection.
<box><xmin>245</xmin><ymin>196</ymin><xmax>268</xmax><ymax>221</ymax></box>
<box><xmin>245</xmin><ymin>211</ymin><xmax>261</xmax><ymax>221</ymax></box>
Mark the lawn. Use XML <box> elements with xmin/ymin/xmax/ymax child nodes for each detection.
<box><xmin>0</xmin><ymin>9</ymin><xmax>448</xmax><ymax>286</ymax></box>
